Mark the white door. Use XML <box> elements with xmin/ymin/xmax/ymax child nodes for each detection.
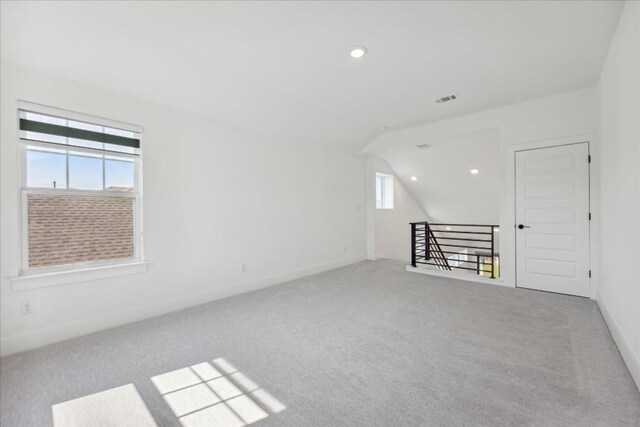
<box><xmin>515</xmin><ymin>143</ymin><xmax>590</xmax><ymax>297</ymax></box>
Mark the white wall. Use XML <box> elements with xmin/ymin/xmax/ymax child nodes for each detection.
<box><xmin>595</xmin><ymin>1</ymin><xmax>640</xmax><ymax>388</ymax></box>
<box><xmin>366</xmin><ymin>158</ymin><xmax>427</xmax><ymax>261</ymax></box>
<box><xmin>0</xmin><ymin>62</ymin><xmax>367</xmax><ymax>355</ymax></box>
<box><xmin>363</xmin><ymin>87</ymin><xmax>599</xmax><ymax>288</ymax></box>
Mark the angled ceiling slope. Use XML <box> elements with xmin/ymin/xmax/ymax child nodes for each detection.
<box><xmin>0</xmin><ymin>1</ymin><xmax>624</xmax><ymax>148</ymax></box>
<box><xmin>376</xmin><ymin>129</ymin><xmax>500</xmax><ymax>224</ymax></box>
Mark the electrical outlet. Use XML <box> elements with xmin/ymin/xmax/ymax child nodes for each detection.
<box><xmin>241</xmin><ymin>263</ymin><xmax>247</xmax><ymax>272</ymax></box>
<box><xmin>21</xmin><ymin>301</ymin><xmax>35</xmax><ymax>315</ymax></box>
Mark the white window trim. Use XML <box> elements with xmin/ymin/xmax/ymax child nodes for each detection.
<box><xmin>15</xmin><ymin>102</ymin><xmax>146</xmax><ymax>286</ymax></box>
<box><xmin>10</xmin><ymin>261</ymin><xmax>149</xmax><ymax>292</ymax></box>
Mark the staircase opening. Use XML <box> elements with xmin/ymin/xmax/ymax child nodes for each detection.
<box><xmin>410</xmin><ymin>222</ymin><xmax>500</xmax><ymax>279</ymax></box>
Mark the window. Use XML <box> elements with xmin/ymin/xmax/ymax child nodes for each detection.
<box><xmin>19</xmin><ymin>108</ymin><xmax>142</xmax><ymax>272</ymax></box>
<box><xmin>375</xmin><ymin>172</ymin><xmax>394</xmax><ymax>209</ymax></box>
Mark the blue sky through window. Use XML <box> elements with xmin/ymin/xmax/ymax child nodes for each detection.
<box><xmin>106</xmin><ymin>159</ymin><xmax>134</xmax><ymax>189</ymax></box>
<box><xmin>69</xmin><ymin>155</ymin><xmax>103</xmax><ymax>190</ymax></box>
<box><xmin>27</xmin><ymin>148</ymin><xmax>134</xmax><ymax>191</ymax></box>
<box><xmin>27</xmin><ymin>150</ymin><xmax>66</xmax><ymax>188</ymax></box>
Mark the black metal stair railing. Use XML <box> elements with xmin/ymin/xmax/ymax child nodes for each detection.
<box><xmin>410</xmin><ymin>222</ymin><xmax>499</xmax><ymax>278</ymax></box>
<box><xmin>426</xmin><ymin>226</ymin><xmax>451</xmax><ymax>271</ymax></box>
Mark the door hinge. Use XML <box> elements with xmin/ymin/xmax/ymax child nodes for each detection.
<box><xmin>588</xmin><ymin>155</ymin><xmax>591</xmax><ymax>163</ymax></box>
<box><xmin>589</xmin><ymin>212</ymin><xmax>592</xmax><ymax>220</ymax></box>
<box><xmin>589</xmin><ymin>270</ymin><xmax>592</xmax><ymax>278</ymax></box>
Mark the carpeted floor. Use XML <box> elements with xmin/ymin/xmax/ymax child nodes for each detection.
<box><xmin>1</xmin><ymin>260</ymin><xmax>639</xmax><ymax>426</ymax></box>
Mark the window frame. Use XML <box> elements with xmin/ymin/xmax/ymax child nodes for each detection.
<box><xmin>17</xmin><ymin>103</ymin><xmax>144</xmax><ymax>276</ymax></box>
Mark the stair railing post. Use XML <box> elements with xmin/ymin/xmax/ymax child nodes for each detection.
<box><xmin>490</xmin><ymin>226</ymin><xmax>495</xmax><ymax>279</ymax></box>
<box><xmin>426</xmin><ymin>222</ymin><xmax>431</xmax><ymax>260</ymax></box>
<box><xmin>411</xmin><ymin>223</ymin><xmax>417</xmax><ymax>267</ymax></box>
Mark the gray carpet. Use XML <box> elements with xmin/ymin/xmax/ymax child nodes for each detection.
<box><xmin>1</xmin><ymin>260</ymin><xmax>639</xmax><ymax>426</ymax></box>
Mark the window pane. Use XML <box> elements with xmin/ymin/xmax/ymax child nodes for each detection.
<box><xmin>103</xmin><ymin>143</ymin><xmax>136</xmax><ymax>154</ymax></box>
<box><xmin>67</xmin><ymin>138</ymin><xmax>105</xmax><ymax>151</ymax></box>
<box><xmin>105</xmin><ymin>127</ymin><xmax>137</xmax><ymax>154</ymax></box>
<box><xmin>104</xmin><ymin>127</ymin><xmax>135</xmax><ymax>138</ymax></box>
<box><xmin>105</xmin><ymin>159</ymin><xmax>134</xmax><ymax>191</ymax></box>
<box><xmin>27</xmin><ymin>194</ymin><xmax>134</xmax><ymax>268</ymax></box>
<box><xmin>23</xmin><ymin>131</ymin><xmax>67</xmax><ymax>145</ymax></box>
<box><xmin>383</xmin><ymin>176</ymin><xmax>394</xmax><ymax>209</ymax></box>
<box><xmin>69</xmin><ymin>154</ymin><xmax>103</xmax><ymax>190</ymax></box>
<box><xmin>25</xmin><ymin>111</ymin><xmax>66</xmax><ymax>125</ymax></box>
<box><xmin>27</xmin><ymin>149</ymin><xmax>67</xmax><ymax>189</ymax></box>
<box><xmin>68</xmin><ymin>119</ymin><xmax>102</xmax><ymax>132</ymax></box>
<box><xmin>375</xmin><ymin>173</ymin><xmax>394</xmax><ymax>209</ymax></box>
<box><xmin>22</xmin><ymin>112</ymin><xmax>67</xmax><ymax>144</ymax></box>
<box><xmin>20</xmin><ymin>110</ymin><xmax>140</xmax><ymax>155</ymax></box>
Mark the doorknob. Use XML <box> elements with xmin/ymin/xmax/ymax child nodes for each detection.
<box><xmin>517</xmin><ymin>224</ymin><xmax>531</xmax><ymax>229</ymax></box>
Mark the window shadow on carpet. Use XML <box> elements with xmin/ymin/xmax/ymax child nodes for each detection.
<box><xmin>151</xmin><ymin>357</ymin><xmax>285</xmax><ymax>427</ymax></box>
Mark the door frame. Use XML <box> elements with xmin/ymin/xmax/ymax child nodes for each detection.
<box><xmin>504</xmin><ymin>134</ymin><xmax>597</xmax><ymax>299</ymax></box>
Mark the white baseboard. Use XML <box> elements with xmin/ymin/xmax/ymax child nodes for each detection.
<box><xmin>0</xmin><ymin>255</ymin><xmax>366</xmax><ymax>357</ymax></box>
<box><xmin>597</xmin><ymin>297</ymin><xmax>640</xmax><ymax>392</ymax></box>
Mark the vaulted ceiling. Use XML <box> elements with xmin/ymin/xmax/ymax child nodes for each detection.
<box><xmin>376</xmin><ymin>128</ymin><xmax>500</xmax><ymax>224</ymax></box>
<box><xmin>1</xmin><ymin>1</ymin><xmax>624</xmax><ymax>148</ymax></box>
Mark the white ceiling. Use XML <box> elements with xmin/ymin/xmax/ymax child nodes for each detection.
<box><xmin>0</xmin><ymin>1</ymin><xmax>623</xmax><ymax>148</ymax></box>
<box><xmin>376</xmin><ymin>128</ymin><xmax>500</xmax><ymax>224</ymax></box>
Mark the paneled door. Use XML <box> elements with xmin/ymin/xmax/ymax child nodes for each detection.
<box><xmin>515</xmin><ymin>143</ymin><xmax>590</xmax><ymax>297</ymax></box>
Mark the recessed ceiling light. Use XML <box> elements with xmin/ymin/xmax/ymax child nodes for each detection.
<box><xmin>410</xmin><ymin>176</ymin><xmax>418</xmax><ymax>181</ymax></box>
<box><xmin>446</xmin><ymin>227</ymin><xmax>452</xmax><ymax>230</ymax></box>
<box><xmin>350</xmin><ymin>46</ymin><xmax>367</xmax><ymax>58</ymax></box>
<box><xmin>470</xmin><ymin>169</ymin><xmax>479</xmax><ymax>174</ymax></box>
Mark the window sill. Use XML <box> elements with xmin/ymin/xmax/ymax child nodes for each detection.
<box><xmin>10</xmin><ymin>261</ymin><xmax>149</xmax><ymax>292</ymax></box>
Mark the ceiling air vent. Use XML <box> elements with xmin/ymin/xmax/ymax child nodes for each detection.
<box><xmin>435</xmin><ymin>94</ymin><xmax>457</xmax><ymax>104</ymax></box>
<box><xmin>416</xmin><ymin>143</ymin><xmax>432</xmax><ymax>150</ymax></box>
